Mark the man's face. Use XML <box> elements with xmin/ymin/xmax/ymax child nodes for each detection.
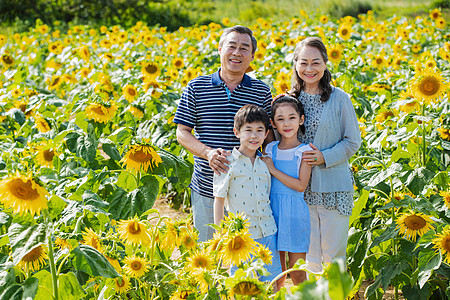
<box><xmin>218</xmin><ymin>32</ymin><xmax>254</xmax><ymax>77</ymax></box>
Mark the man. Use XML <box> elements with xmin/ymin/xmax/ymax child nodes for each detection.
<box><xmin>174</xmin><ymin>25</ymin><xmax>273</xmax><ymax>241</ymax></box>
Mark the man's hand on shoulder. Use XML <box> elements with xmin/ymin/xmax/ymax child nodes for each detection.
<box><xmin>207</xmin><ymin>148</ymin><xmax>231</xmax><ymax>175</ymax></box>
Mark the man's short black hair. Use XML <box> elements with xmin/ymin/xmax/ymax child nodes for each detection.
<box><xmin>219</xmin><ymin>25</ymin><xmax>257</xmax><ymax>54</ymax></box>
<box><xmin>234</xmin><ymin>104</ymin><xmax>270</xmax><ymax>132</ymax></box>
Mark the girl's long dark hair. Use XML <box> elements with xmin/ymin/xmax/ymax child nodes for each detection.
<box><xmin>289</xmin><ymin>37</ymin><xmax>332</xmax><ymax>102</ymax></box>
<box><xmin>271</xmin><ymin>95</ymin><xmax>306</xmax><ymax>134</ymax></box>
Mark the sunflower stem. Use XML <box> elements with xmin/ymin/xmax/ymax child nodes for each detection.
<box><xmin>47</xmin><ymin>233</ymin><xmax>59</xmax><ymax>300</ymax></box>
<box><xmin>56</xmin><ymin>253</ymin><xmax>70</xmax><ymax>276</ymax></box>
<box><xmin>421</xmin><ymin>104</ymin><xmax>427</xmax><ymax>167</ymax></box>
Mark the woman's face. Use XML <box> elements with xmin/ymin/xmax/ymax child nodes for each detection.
<box><xmin>295</xmin><ymin>46</ymin><xmax>327</xmax><ymax>91</ymax></box>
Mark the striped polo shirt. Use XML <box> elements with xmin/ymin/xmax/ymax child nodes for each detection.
<box><xmin>174</xmin><ymin>69</ymin><xmax>272</xmax><ymax>198</ymax></box>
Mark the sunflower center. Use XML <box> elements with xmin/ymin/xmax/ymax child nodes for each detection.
<box><xmin>231</xmin><ymin>236</ymin><xmax>244</xmax><ymax>250</ymax></box>
<box><xmin>175</xmin><ymin>60</ymin><xmax>182</xmax><ymax>67</ymax></box>
<box><xmin>128</xmin><ymin>221</ymin><xmax>141</xmax><ymax>234</ymax></box>
<box><xmin>419</xmin><ymin>77</ymin><xmax>440</xmax><ymax>96</ymax></box>
<box><xmin>234</xmin><ymin>282</ymin><xmax>261</xmax><ymax>296</ymax></box>
<box><xmin>129</xmin><ymin>149</ymin><xmax>153</xmax><ymax>163</ymax></box>
<box><xmin>9</xmin><ymin>178</ymin><xmax>39</xmax><ymax>200</ymax></box>
<box><xmin>2</xmin><ymin>55</ymin><xmax>13</xmax><ymax>64</ymax></box>
<box><xmin>22</xmin><ymin>246</ymin><xmax>43</xmax><ymax>262</ymax></box>
<box><xmin>91</xmin><ymin>105</ymin><xmax>106</xmax><ymax>116</ymax></box>
<box><xmin>341</xmin><ymin>29</ymin><xmax>348</xmax><ymax>35</ymax></box>
<box><xmin>127</xmin><ymin>88</ymin><xmax>136</xmax><ymax>96</ymax></box>
<box><xmin>443</xmin><ymin>237</ymin><xmax>450</xmax><ymax>252</ymax></box>
<box><xmin>194</xmin><ymin>257</ymin><xmax>207</xmax><ymax>268</ymax></box>
<box><xmin>145</xmin><ymin>64</ymin><xmax>158</xmax><ymax>74</ymax></box>
<box><xmin>184</xmin><ymin>236</ymin><xmax>194</xmax><ymax>247</ymax></box>
<box><xmin>51</xmin><ymin>77</ymin><xmax>60</xmax><ymax>87</ymax></box>
<box><xmin>43</xmin><ymin>149</ymin><xmax>55</xmax><ymax>161</ymax></box>
<box><xmin>131</xmin><ymin>261</ymin><xmax>142</xmax><ymax>270</ymax></box>
<box><xmin>376</xmin><ymin>58</ymin><xmax>383</xmax><ymax>64</ymax></box>
<box><xmin>404</xmin><ymin>215</ymin><xmax>426</xmax><ymax>230</ymax></box>
<box><xmin>116</xmin><ymin>278</ymin><xmax>126</xmax><ymax>287</ymax></box>
<box><xmin>331</xmin><ymin>51</ymin><xmax>339</xmax><ymax>58</ymax></box>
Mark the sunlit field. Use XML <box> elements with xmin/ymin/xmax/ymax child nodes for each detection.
<box><xmin>0</xmin><ymin>8</ymin><xmax>449</xmax><ymax>300</ymax></box>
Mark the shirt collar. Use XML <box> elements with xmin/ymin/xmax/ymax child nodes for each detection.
<box><xmin>232</xmin><ymin>147</ymin><xmax>263</xmax><ymax>160</ymax></box>
<box><xmin>211</xmin><ymin>69</ymin><xmax>253</xmax><ymax>87</ymax></box>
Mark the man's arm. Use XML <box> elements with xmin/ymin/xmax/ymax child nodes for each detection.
<box><xmin>176</xmin><ymin>124</ymin><xmax>230</xmax><ymax>174</ymax></box>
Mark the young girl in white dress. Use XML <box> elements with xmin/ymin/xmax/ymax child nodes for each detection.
<box><xmin>261</xmin><ymin>95</ymin><xmax>312</xmax><ymax>287</ymax></box>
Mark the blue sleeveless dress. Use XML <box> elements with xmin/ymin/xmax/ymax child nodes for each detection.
<box><xmin>270</xmin><ymin>142</ymin><xmax>311</xmax><ymax>253</ymax></box>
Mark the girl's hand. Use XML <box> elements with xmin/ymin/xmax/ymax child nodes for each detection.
<box><xmin>260</xmin><ymin>156</ymin><xmax>275</xmax><ymax>173</ymax></box>
<box><xmin>302</xmin><ymin>143</ymin><xmax>324</xmax><ymax>166</ymax></box>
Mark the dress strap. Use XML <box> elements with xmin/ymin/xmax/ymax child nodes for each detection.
<box><xmin>272</xmin><ymin>142</ymin><xmax>279</xmax><ymax>160</ymax></box>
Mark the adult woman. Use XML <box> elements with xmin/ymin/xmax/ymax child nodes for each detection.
<box><xmin>288</xmin><ymin>37</ymin><xmax>361</xmax><ymax>273</ymax></box>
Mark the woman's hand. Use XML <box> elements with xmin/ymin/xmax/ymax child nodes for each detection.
<box><xmin>302</xmin><ymin>143</ymin><xmax>324</xmax><ymax>166</ymax></box>
<box><xmin>207</xmin><ymin>148</ymin><xmax>231</xmax><ymax>175</ymax></box>
<box><xmin>260</xmin><ymin>156</ymin><xmax>276</xmax><ymax>173</ymax></box>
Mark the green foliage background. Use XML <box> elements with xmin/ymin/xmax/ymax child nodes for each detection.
<box><xmin>1</xmin><ymin>0</ymin><xmax>449</xmax><ymax>33</ymax></box>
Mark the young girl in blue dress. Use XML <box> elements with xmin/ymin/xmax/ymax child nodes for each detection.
<box><xmin>261</xmin><ymin>95</ymin><xmax>312</xmax><ymax>286</ymax></box>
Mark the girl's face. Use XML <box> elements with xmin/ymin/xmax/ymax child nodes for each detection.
<box><xmin>272</xmin><ymin>103</ymin><xmax>304</xmax><ymax>140</ymax></box>
<box><xmin>295</xmin><ymin>46</ymin><xmax>326</xmax><ymax>91</ymax></box>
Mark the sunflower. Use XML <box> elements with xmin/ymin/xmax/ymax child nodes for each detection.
<box><xmin>439</xmin><ymin>191</ymin><xmax>450</xmax><ymax>209</ymax></box>
<box><xmin>411</xmin><ymin>44</ymin><xmax>421</xmax><ymax>54</ymax></box>
<box><xmin>425</xmin><ymin>59</ymin><xmax>436</xmax><ymax>69</ymax></box>
<box><xmin>128</xmin><ymin>105</ymin><xmax>144</xmax><ymax>119</ymax></box>
<box><xmin>78</xmin><ymin>46</ymin><xmax>90</xmax><ymax>61</ymax></box>
<box><xmin>117</xmin><ymin>217</ymin><xmax>151</xmax><ymax>246</ymax></box>
<box><xmin>206</xmin><ymin>231</ymin><xmax>224</xmax><ymax>254</ymax></box>
<box><xmin>142</xmin><ymin>62</ymin><xmax>161</xmax><ymax>79</ymax></box>
<box><xmin>123</xmin><ymin>255</ymin><xmax>149</xmax><ymax>278</ymax></box>
<box><xmin>120</xmin><ymin>144</ymin><xmax>162</xmax><ymax>173</ymax></box>
<box><xmin>253</xmin><ymin>243</ymin><xmax>272</xmax><ymax>265</ymax></box>
<box><xmin>327</xmin><ymin>44</ymin><xmax>343</xmax><ymax>64</ymax></box>
<box><xmin>0</xmin><ymin>173</ymin><xmax>48</xmax><ymax>216</ymax></box>
<box><xmin>186</xmin><ymin>250</ymin><xmax>214</xmax><ymax>271</ymax></box>
<box><xmin>338</xmin><ymin>24</ymin><xmax>352</xmax><ymax>40</ymax></box>
<box><xmin>274</xmin><ymin>78</ymin><xmax>290</xmax><ymax>95</ymax></box>
<box><xmin>396</xmin><ymin>212</ymin><xmax>434</xmax><ymax>241</ymax></box>
<box><xmin>222</xmin><ymin>211</ymin><xmax>251</xmax><ymax>234</ymax></box>
<box><xmin>437</xmin><ymin>128</ymin><xmax>450</xmax><ymax>141</ymax></box>
<box><xmin>372</xmin><ymin>55</ymin><xmax>388</xmax><ymax>69</ymax></box>
<box><xmin>412</xmin><ymin>68</ymin><xmax>447</xmax><ymax>103</ymax></box>
<box><xmin>82</xmin><ymin>228</ymin><xmax>102</xmax><ymax>252</ymax></box>
<box><xmin>85</xmin><ymin>102</ymin><xmax>117</xmax><ymax>123</ymax></box>
<box><xmin>225</xmin><ymin>269</ymin><xmax>266</xmax><ymax>298</ymax></box>
<box><xmin>1</xmin><ymin>54</ymin><xmax>14</xmax><ymax>66</ymax></box>
<box><xmin>433</xmin><ymin>226</ymin><xmax>450</xmax><ymax>263</ymax></box>
<box><xmin>37</xmin><ymin>24</ymin><xmax>49</xmax><ymax>35</ymax></box>
<box><xmin>319</xmin><ymin>15</ymin><xmax>328</xmax><ymax>24</ymax></box>
<box><xmin>47</xmin><ymin>75</ymin><xmax>62</xmax><ymax>91</ymax></box>
<box><xmin>172</xmin><ymin>57</ymin><xmax>185</xmax><ymax>69</ymax></box>
<box><xmin>169</xmin><ymin>289</ymin><xmax>193</xmax><ymax>300</ymax></box>
<box><xmin>191</xmin><ymin>268</ymin><xmax>210</xmax><ymax>294</ymax></box>
<box><xmin>0</xmin><ymin>34</ymin><xmax>7</xmax><ymax>47</ymax></box>
<box><xmin>35</xmin><ymin>116</ymin><xmax>51</xmax><ymax>133</ymax></box>
<box><xmin>54</xmin><ymin>238</ymin><xmax>71</xmax><ymax>250</ymax></box>
<box><xmin>430</xmin><ymin>8</ymin><xmax>441</xmax><ymax>20</ymax></box>
<box><xmin>112</xmin><ymin>276</ymin><xmax>130</xmax><ymax>294</ymax></box>
<box><xmin>179</xmin><ymin>228</ymin><xmax>198</xmax><ymax>251</ymax></box>
<box><xmin>436</xmin><ymin>17</ymin><xmax>446</xmax><ymax>30</ymax></box>
<box><xmin>220</xmin><ymin>230</ymin><xmax>256</xmax><ymax>266</ymax></box>
<box><xmin>122</xmin><ymin>84</ymin><xmax>138</xmax><ymax>102</ymax></box>
<box><xmin>36</xmin><ymin>144</ymin><xmax>56</xmax><ymax>168</ymax></box>
<box><xmin>18</xmin><ymin>245</ymin><xmax>48</xmax><ymax>273</ymax></box>
<box><xmin>106</xmin><ymin>256</ymin><xmax>122</xmax><ymax>272</ymax></box>
<box><xmin>79</xmin><ymin>67</ymin><xmax>92</xmax><ymax>79</ymax></box>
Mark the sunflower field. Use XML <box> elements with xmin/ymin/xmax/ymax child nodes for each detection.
<box><xmin>0</xmin><ymin>6</ymin><xmax>449</xmax><ymax>300</ymax></box>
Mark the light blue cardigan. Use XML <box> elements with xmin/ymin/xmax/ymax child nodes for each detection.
<box><xmin>308</xmin><ymin>87</ymin><xmax>361</xmax><ymax>193</ymax></box>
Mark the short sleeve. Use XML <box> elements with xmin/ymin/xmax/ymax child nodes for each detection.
<box><xmin>213</xmin><ymin>157</ymin><xmax>233</xmax><ymax>198</ymax></box>
<box><xmin>295</xmin><ymin>144</ymin><xmax>313</xmax><ymax>174</ymax></box>
<box><xmin>173</xmin><ymin>82</ymin><xmax>197</xmax><ymax>128</ymax></box>
<box><xmin>264</xmin><ymin>141</ymin><xmax>279</xmax><ymax>158</ymax></box>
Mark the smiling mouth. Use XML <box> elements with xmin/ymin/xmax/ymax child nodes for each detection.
<box><xmin>305</xmin><ymin>74</ymin><xmax>316</xmax><ymax>78</ymax></box>
<box><xmin>230</xmin><ymin>59</ymin><xmax>241</xmax><ymax>63</ymax></box>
